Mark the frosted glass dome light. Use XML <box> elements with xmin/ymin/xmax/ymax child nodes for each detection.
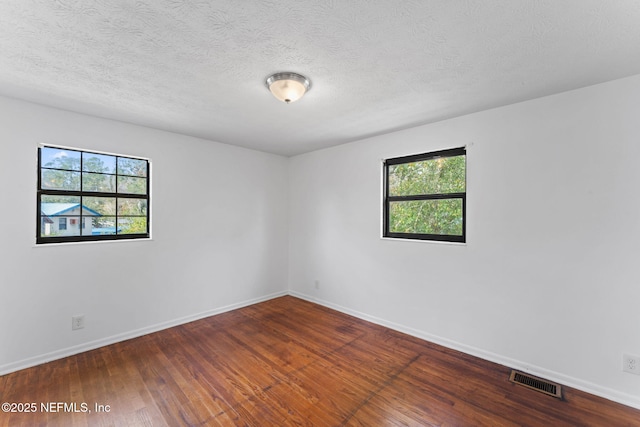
<box><xmin>265</xmin><ymin>72</ymin><xmax>311</xmax><ymax>103</ymax></box>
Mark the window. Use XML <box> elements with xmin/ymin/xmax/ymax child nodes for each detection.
<box><xmin>37</xmin><ymin>145</ymin><xmax>150</xmax><ymax>244</ymax></box>
<box><xmin>383</xmin><ymin>147</ymin><xmax>466</xmax><ymax>242</ymax></box>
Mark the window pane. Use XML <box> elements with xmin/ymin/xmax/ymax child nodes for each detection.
<box><xmin>40</xmin><ymin>215</ymin><xmax>54</xmax><ymax>237</ymax></box>
<box><xmin>41</xmin><ymin>169</ymin><xmax>81</xmax><ymax>191</ymax></box>
<box><xmin>118</xmin><ymin>157</ymin><xmax>147</xmax><ymax>177</ymax></box>
<box><xmin>40</xmin><ymin>196</ymin><xmax>81</xmax><ymax>237</ymax></box>
<box><xmin>388</xmin><ymin>155</ymin><xmax>465</xmax><ymax>196</ymax></box>
<box><xmin>40</xmin><ymin>147</ymin><xmax>81</xmax><ymax>171</ymax></box>
<box><xmin>82</xmin><ymin>172</ymin><xmax>116</xmax><ymax>192</ymax></box>
<box><xmin>117</xmin><ymin>217</ymin><xmax>148</xmax><ymax>234</ymax></box>
<box><xmin>82</xmin><ymin>152</ymin><xmax>116</xmax><ymax>173</ymax></box>
<box><xmin>39</xmin><ymin>216</ymin><xmax>81</xmax><ymax>237</ymax></box>
<box><xmin>389</xmin><ymin>199</ymin><xmax>463</xmax><ymax>236</ymax></box>
<box><xmin>118</xmin><ymin>198</ymin><xmax>147</xmax><ymax>216</ymax></box>
<box><xmin>118</xmin><ymin>176</ymin><xmax>147</xmax><ymax>195</ymax></box>
<box><xmin>57</xmin><ymin>216</ymin><xmax>81</xmax><ymax>236</ymax></box>
<box><xmin>91</xmin><ymin>216</ymin><xmax>117</xmax><ymax>235</ymax></box>
<box><xmin>82</xmin><ymin>197</ymin><xmax>116</xmax><ymax>216</ymax></box>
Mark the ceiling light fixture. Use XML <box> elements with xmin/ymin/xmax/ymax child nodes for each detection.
<box><xmin>265</xmin><ymin>72</ymin><xmax>311</xmax><ymax>104</ymax></box>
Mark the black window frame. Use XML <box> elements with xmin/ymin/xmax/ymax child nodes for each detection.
<box><xmin>37</xmin><ymin>145</ymin><xmax>151</xmax><ymax>244</ymax></box>
<box><xmin>383</xmin><ymin>147</ymin><xmax>466</xmax><ymax>243</ymax></box>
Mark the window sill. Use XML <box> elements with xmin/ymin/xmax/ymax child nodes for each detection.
<box><xmin>380</xmin><ymin>236</ymin><xmax>467</xmax><ymax>246</ymax></box>
<box><xmin>33</xmin><ymin>237</ymin><xmax>153</xmax><ymax>248</ymax></box>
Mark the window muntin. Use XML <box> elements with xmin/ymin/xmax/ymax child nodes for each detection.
<box><xmin>383</xmin><ymin>147</ymin><xmax>466</xmax><ymax>242</ymax></box>
<box><xmin>37</xmin><ymin>146</ymin><xmax>150</xmax><ymax>244</ymax></box>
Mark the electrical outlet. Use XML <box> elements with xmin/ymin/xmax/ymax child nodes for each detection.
<box><xmin>72</xmin><ymin>315</ymin><xmax>85</xmax><ymax>331</ymax></box>
<box><xmin>623</xmin><ymin>354</ymin><xmax>640</xmax><ymax>375</ymax></box>
<box><xmin>314</xmin><ymin>280</ymin><xmax>320</xmax><ymax>290</ymax></box>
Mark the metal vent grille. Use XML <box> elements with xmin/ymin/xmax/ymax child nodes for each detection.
<box><xmin>509</xmin><ymin>370</ymin><xmax>562</xmax><ymax>399</ymax></box>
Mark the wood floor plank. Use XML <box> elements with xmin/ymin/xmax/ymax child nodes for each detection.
<box><xmin>1</xmin><ymin>296</ymin><xmax>639</xmax><ymax>426</ymax></box>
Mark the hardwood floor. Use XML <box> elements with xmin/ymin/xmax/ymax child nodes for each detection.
<box><xmin>1</xmin><ymin>296</ymin><xmax>639</xmax><ymax>426</ymax></box>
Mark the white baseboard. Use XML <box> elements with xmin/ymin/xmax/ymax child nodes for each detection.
<box><xmin>0</xmin><ymin>290</ymin><xmax>288</xmax><ymax>377</ymax></box>
<box><xmin>289</xmin><ymin>290</ymin><xmax>640</xmax><ymax>411</ymax></box>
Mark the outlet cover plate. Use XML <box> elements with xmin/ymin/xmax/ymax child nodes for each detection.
<box><xmin>72</xmin><ymin>315</ymin><xmax>85</xmax><ymax>331</ymax></box>
<box><xmin>623</xmin><ymin>354</ymin><xmax>640</xmax><ymax>375</ymax></box>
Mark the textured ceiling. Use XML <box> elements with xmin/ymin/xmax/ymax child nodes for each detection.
<box><xmin>1</xmin><ymin>1</ymin><xmax>640</xmax><ymax>156</ymax></box>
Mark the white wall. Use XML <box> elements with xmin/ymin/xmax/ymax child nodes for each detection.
<box><xmin>0</xmin><ymin>96</ymin><xmax>289</xmax><ymax>373</ymax></box>
<box><xmin>2</xmin><ymin>74</ymin><xmax>639</xmax><ymax>409</ymax></box>
<box><xmin>288</xmin><ymin>74</ymin><xmax>640</xmax><ymax>408</ymax></box>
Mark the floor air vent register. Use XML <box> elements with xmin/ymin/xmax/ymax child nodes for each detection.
<box><xmin>509</xmin><ymin>370</ymin><xmax>563</xmax><ymax>399</ymax></box>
